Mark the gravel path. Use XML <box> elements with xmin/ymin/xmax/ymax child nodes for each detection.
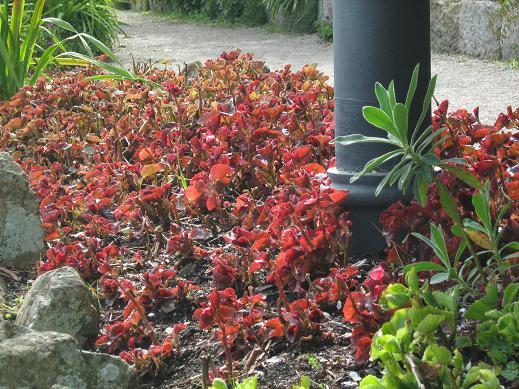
<box><xmin>115</xmin><ymin>10</ymin><xmax>518</xmax><ymax>123</ymax></box>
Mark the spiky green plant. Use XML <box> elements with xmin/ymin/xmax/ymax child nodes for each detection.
<box><xmin>0</xmin><ymin>0</ymin><xmax>139</xmax><ymax>100</ymax></box>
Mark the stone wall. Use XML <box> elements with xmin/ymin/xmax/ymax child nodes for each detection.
<box><xmin>318</xmin><ymin>0</ymin><xmax>333</xmax><ymax>22</ymax></box>
<box><xmin>317</xmin><ymin>0</ymin><xmax>518</xmax><ymax>60</ymax></box>
<box><xmin>434</xmin><ymin>0</ymin><xmax>519</xmax><ymax>60</ymax></box>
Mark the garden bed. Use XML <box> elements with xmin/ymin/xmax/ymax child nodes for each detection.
<box><xmin>0</xmin><ymin>52</ymin><xmax>518</xmax><ymax>388</ymax></box>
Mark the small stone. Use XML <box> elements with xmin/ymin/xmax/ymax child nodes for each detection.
<box><xmin>15</xmin><ymin>266</ymin><xmax>100</xmax><ymax>347</ymax></box>
<box><xmin>0</xmin><ymin>152</ymin><xmax>44</xmax><ymax>268</ymax></box>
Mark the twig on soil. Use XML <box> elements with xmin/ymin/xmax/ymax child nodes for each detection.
<box><xmin>200</xmin><ymin>353</ymin><xmax>211</xmax><ymax>389</ymax></box>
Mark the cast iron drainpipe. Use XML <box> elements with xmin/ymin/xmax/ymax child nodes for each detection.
<box><xmin>328</xmin><ymin>0</ymin><xmax>431</xmax><ymax>256</ymax></box>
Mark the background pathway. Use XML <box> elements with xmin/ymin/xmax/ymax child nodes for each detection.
<box><xmin>115</xmin><ymin>10</ymin><xmax>519</xmax><ymax>123</ymax></box>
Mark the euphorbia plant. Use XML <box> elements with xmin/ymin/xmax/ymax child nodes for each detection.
<box><xmin>332</xmin><ymin>64</ymin><xmax>488</xmax><ymax>283</ymax></box>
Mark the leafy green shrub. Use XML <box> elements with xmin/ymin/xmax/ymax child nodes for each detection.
<box><xmin>262</xmin><ymin>0</ymin><xmax>309</xmax><ymax>14</ymax></box>
<box><xmin>201</xmin><ymin>0</ymin><xmax>266</xmax><ymax>24</ymax></box>
<box><xmin>0</xmin><ymin>0</ymin><xmax>139</xmax><ymax>100</ymax></box>
<box><xmin>316</xmin><ymin>20</ymin><xmax>332</xmax><ymax>42</ymax></box>
<box><xmin>262</xmin><ymin>0</ymin><xmax>317</xmax><ymax>33</ymax></box>
<box><xmin>361</xmin><ymin>270</ymin><xmax>517</xmax><ymax>388</ymax></box>
<box><xmin>169</xmin><ymin>0</ymin><xmax>203</xmax><ymax>13</ymax></box>
<box><xmin>335</xmin><ymin>65</ymin><xmax>519</xmax><ymax>388</ymax></box>
<box><xmin>240</xmin><ymin>0</ymin><xmax>267</xmax><ymax>25</ymax></box>
<box><xmin>29</xmin><ymin>0</ymin><xmax>120</xmax><ymax>53</ymax></box>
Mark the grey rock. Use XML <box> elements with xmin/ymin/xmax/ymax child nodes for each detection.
<box><xmin>0</xmin><ymin>321</ymin><xmax>139</xmax><ymax>389</ymax></box>
<box><xmin>500</xmin><ymin>4</ymin><xmax>519</xmax><ymax>60</ymax></box>
<box><xmin>431</xmin><ymin>0</ymin><xmax>461</xmax><ymax>52</ymax></box>
<box><xmin>318</xmin><ymin>0</ymin><xmax>333</xmax><ymax>22</ymax></box>
<box><xmin>459</xmin><ymin>0</ymin><xmax>502</xmax><ymax>59</ymax></box>
<box><xmin>0</xmin><ymin>277</ymin><xmax>5</xmax><ymax>304</ymax></box>
<box><xmin>0</xmin><ymin>152</ymin><xmax>44</xmax><ymax>268</ymax></box>
<box><xmin>15</xmin><ymin>266</ymin><xmax>100</xmax><ymax>347</ymax></box>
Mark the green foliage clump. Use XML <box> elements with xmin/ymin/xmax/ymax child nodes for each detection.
<box><xmin>0</xmin><ymin>0</ymin><xmax>143</xmax><ymax>100</ymax></box>
<box><xmin>27</xmin><ymin>0</ymin><xmax>120</xmax><ymax>53</ymax></box>
<box><xmin>361</xmin><ymin>269</ymin><xmax>519</xmax><ymax>388</ymax></box>
<box><xmin>316</xmin><ymin>20</ymin><xmax>332</xmax><ymax>42</ymax></box>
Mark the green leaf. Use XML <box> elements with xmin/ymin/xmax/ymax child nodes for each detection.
<box><xmin>403</xmin><ymin>262</ymin><xmax>447</xmax><ymax>274</ymax></box>
<box><xmin>443</xmin><ymin>165</ymin><xmax>482</xmax><ymax>189</ymax></box>
<box><xmin>375</xmin><ymin>82</ymin><xmax>391</xmax><ymax>116</ymax></box>
<box><xmin>331</xmin><ymin>134</ymin><xmax>398</xmax><ymax>146</ymax></box>
<box><xmin>430</xmin><ymin>272</ymin><xmax>449</xmax><ymax>284</ymax></box>
<box><xmin>405</xmin><ymin>64</ymin><xmax>419</xmax><ymax>112</ymax></box>
<box><xmin>293</xmin><ymin>376</ymin><xmax>311</xmax><ymax>389</ymax></box>
<box><xmin>393</xmin><ymin>103</ymin><xmax>409</xmax><ymax>139</ymax></box>
<box><xmin>472</xmin><ymin>190</ymin><xmax>492</xmax><ymax>233</ymax></box>
<box><xmin>424</xmin><ymin>344</ymin><xmax>452</xmax><ymax>365</ymax></box>
<box><xmin>210</xmin><ymin>378</ymin><xmax>228</xmax><ymax>389</ymax></box>
<box><xmin>421</xmin><ymin>153</ymin><xmax>442</xmax><ymax>166</ymax></box>
<box><xmin>451</xmin><ymin>223</ymin><xmax>464</xmax><ymax>237</ymax></box>
<box><xmin>359</xmin><ymin>376</ymin><xmax>385</xmax><ymax>389</ymax></box>
<box><xmin>463</xmin><ymin>219</ymin><xmax>488</xmax><ymax>234</ymax></box>
<box><xmin>388</xmin><ymin>80</ymin><xmax>396</xmax><ymax>110</ymax></box>
<box><xmin>503</xmin><ymin>283</ymin><xmax>519</xmax><ymax>308</ymax></box>
<box><xmin>413</xmin><ymin>173</ymin><xmax>429</xmax><ymax>207</ymax></box>
<box><xmin>436</xmin><ymin>180</ymin><xmax>461</xmax><ymax>224</ymax></box>
<box><xmin>362</xmin><ymin>106</ymin><xmax>399</xmax><ymax>138</ymax></box>
<box><xmin>416</xmin><ymin>314</ymin><xmax>445</xmax><ymax>335</ymax></box>
<box><xmin>414</xmin><ymin>74</ymin><xmax>437</xmax><ymax>135</ymax></box>
<box><xmin>465</xmin><ymin>284</ymin><xmax>498</xmax><ymax>320</ymax></box>
<box><xmin>502</xmin><ymin>361</ymin><xmax>519</xmax><ymax>382</ymax></box>
<box><xmin>375</xmin><ymin>158</ymin><xmax>409</xmax><ymax>196</ymax></box>
<box><xmin>351</xmin><ymin>150</ymin><xmax>404</xmax><ymax>183</ymax></box>
<box><xmin>442</xmin><ymin>157</ymin><xmax>469</xmax><ymax>166</ymax></box>
<box><xmin>432</xmin><ymin>290</ymin><xmax>455</xmax><ymax>311</ymax></box>
<box><xmin>380</xmin><ymin>284</ymin><xmax>411</xmax><ymax>309</ymax></box>
<box><xmin>430</xmin><ymin>224</ymin><xmax>450</xmax><ymax>267</ymax></box>
<box><xmin>235</xmin><ymin>377</ymin><xmax>257</xmax><ymax>389</ymax></box>
<box><xmin>406</xmin><ymin>268</ymin><xmax>420</xmax><ymax>294</ymax></box>
<box><xmin>397</xmin><ymin>163</ymin><xmax>413</xmax><ymax>192</ymax></box>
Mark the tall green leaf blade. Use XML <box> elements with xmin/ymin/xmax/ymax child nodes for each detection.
<box><xmin>375</xmin><ymin>82</ymin><xmax>391</xmax><ymax>116</ymax></box>
<box><xmin>351</xmin><ymin>149</ymin><xmax>403</xmax><ymax>183</ymax></box>
<box><xmin>388</xmin><ymin>80</ymin><xmax>396</xmax><ymax>109</ymax></box>
<box><xmin>436</xmin><ymin>180</ymin><xmax>461</xmax><ymax>224</ymax></box>
<box><xmin>332</xmin><ymin>134</ymin><xmax>398</xmax><ymax>146</ymax></box>
<box><xmin>393</xmin><ymin>103</ymin><xmax>409</xmax><ymax>140</ymax></box>
<box><xmin>412</xmin><ymin>75</ymin><xmax>437</xmax><ymax>142</ymax></box>
<box><xmin>472</xmin><ymin>191</ymin><xmax>492</xmax><ymax>233</ymax></box>
<box><xmin>405</xmin><ymin>64</ymin><xmax>419</xmax><ymax>111</ymax></box>
<box><xmin>430</xmin><ymin>224</ymin><xmax>450</xmax><ymax>267</ymax></box>
<box><xmin>443</xmin><ymin>165</ymin><xmax>482</xmax><ymax>189</ymax></box>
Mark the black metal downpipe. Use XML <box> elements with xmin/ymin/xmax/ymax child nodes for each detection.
<box><xmin>328</xmin><ymin>0</ymin><xmax>431</xmax><ymax>255</ymax></box>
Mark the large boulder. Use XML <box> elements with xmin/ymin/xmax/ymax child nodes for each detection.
<box><xmin>0</xmin><ymin>321</ymin><xmax>139</xmax><ymax>389</ymax></box>
<box><xmin>459</xmin><ymin>0</ymin><xmax>502</xmax><ymax>59</ymax></box>
<box><xmin>15</xmin><ymin>266</ymin><xmax>100</xmax><ymax>347</ymax></box>
<box><xmin>0</xmin><ymin>152</ymin><xmax>44</xmax><ymax>268</ymax></box>
<box><xmin>431</xmin><ymin>0</ymin><xmax>461</xmax><ymax>53</ymax></box>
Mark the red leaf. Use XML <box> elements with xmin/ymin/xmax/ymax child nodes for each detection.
<box><xmin>185</xmin><ymin>185</ymin><xmax>202</xmax><ymax>203</ymax></box>
<box><xmin>206</xmin><ymin>196</ymin><xmax>217</xmax><ymax>211</ymax></box>
<box><xmin>209</xmin><ymin>164</ymin><xmax>233</xmax><ymax>185</ymax></box>
<box><xmin>329</xmin><ymin>190</ymin><xmax>349</xmax><ymax>204</ymax></box>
